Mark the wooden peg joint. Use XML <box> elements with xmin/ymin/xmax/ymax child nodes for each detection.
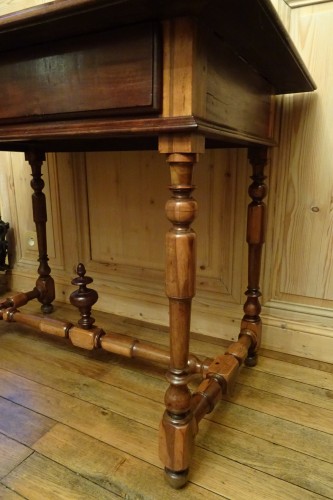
<box><xmin>205</xmin><ymin>354</ymin><xmax>240</xmax><ymax>395</ymax></box>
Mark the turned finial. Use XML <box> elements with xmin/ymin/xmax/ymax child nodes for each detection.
<box><xmin>70</xmin><ymin>263</ymin><xmax>98</xmax><ymax>330</ymax></box>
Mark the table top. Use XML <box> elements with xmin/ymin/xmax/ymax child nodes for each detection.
<box><xmin>0</xmin><ymin>0</ymin><xmax>315</xmax><ymax>152</ymax></box>
<box><xmin>0</xmin><ymin>0</ymin><xmax>315</xmax><ymax>94</ymax></box>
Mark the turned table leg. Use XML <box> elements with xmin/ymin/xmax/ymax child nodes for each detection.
<box><xmin>25</xmin><ymin>150</ymin><xmax>55</xmax><ymax>313</ymax></box>
<box><xmin>159</xmin><ymin>152</ymin><xmax>198</xmax><ymax>488</ymax></box>
<box><xmin>241</xmin><ymin>146</ymin><xmax>268</xmax><ymax>366</ymax></box>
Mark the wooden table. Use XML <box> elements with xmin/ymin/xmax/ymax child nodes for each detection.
<box><xmin>0</xmin><ymin>0</ymin><xmax>315</xmax><ymax>489</ymax></box>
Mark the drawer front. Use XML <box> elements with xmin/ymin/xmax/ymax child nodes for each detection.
<box><xmin>0</xmin><ymin>22</ymin><xmax>161</xmax><ymax>123</ymax></box>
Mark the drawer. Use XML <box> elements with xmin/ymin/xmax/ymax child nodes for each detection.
<box><xmin>0</xmin><ymin>22</ymin><xmax>161</xmax><ymax>123</ymax></box>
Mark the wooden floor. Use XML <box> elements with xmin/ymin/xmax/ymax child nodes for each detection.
<box><xmin>0</xmin><ymin>300</ymin><xmax>332</xmax><ymax>499</ymax></box>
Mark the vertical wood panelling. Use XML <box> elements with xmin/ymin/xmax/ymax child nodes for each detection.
<box><xmin>83</xmin><ymin>149</ymin><xmax>246</xmax><ymax>301</ymax></box>
<box><xmin>86</xmin><ymin>151</ymin><xmax>169</xmax><ymax>270</ymax></box>
<box><xmin>267</xmin><ymin>1</ymin><xmax>333</xmax><ymax>305</ymax></box>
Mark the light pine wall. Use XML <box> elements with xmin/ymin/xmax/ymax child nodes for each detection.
<box><xmin>0</xmin><ymin>0</ymin><xmax>48</xmax><ymax>15</ymax></box>
<box><xmin>264</xmin><ymin>0</ymin><xmax>333</xmax><ymax>361</ymax></box>
<box><xmin>0</xmin><ymin>0</ymin><xmax>332</xmax><ymax>362</ymax></box>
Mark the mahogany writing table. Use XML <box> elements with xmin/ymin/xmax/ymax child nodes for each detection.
<box><xmin>0</xmin><ymin>0</ymin><xmax>315</xmax><ymax>488</ymax></box>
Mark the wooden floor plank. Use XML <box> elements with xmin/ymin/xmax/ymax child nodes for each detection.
<box><xmin>0</xmin><ymin>433</ymin><xmax>32</xmax><ymax>479</ymax></box>
<box><xmin>238</xmin><ymin>367</ymin><xmax>333</xmax><ymax>411</ymax></box>
<box><xmin>190</xmin><ymin>450</ymin><xmax>326</xmax><ymax>500</ymax></box>
<box><xmin>227</xmin><ymin>383</ymin><xmax>333</xmax><ymax>434</ymax></box>
<box><xmin>197</xmin><ymin>420</ymin><xmax>333</xmax><ymax>498</ymax></box>
<box><xmin>0</xmin><ymin>484</ymin><xmax>25</xmax><ymax>499</ymax></box>
<box><xmin>0</xmin><ymin>367</ymin><xmax>328</xmax><ymax>499</ymax></box>
<box><xmin>1</xmin><ymin>304</ymin><xmax>332</xmax><ymax>499</ymax></box>
<box><xmin>33</xmin><ymin>423</ymin><xmax>223</xmax><ymax>500</ymax></box>
<box><xmin>0</xmin><ymin>344</ymin><xmax>163</xmax><ymax>428</ymax></box>
<box><xmin>253</xmin><ymin>357</ymin><xmax>333</xmax><ymax>390</ymax></box>
<box><xmin>0</xmin><ymin>367</ymin><xmax>160</xmax><ymax>463</ymax></box>
<box><xmin>207</xmin><ymin>400</ymin><xmax>333</xmax><ymax>464</ymax></box>
<box><xmin>0</xmin><ymin>332</ymin><xmax>166</xmax><ymax>401</ymax></box>
<box><xmin>2</xmin><ymin>452</ymin><xmax>121</xmax><ymax>499</ymax></box>
<box><xmin>0</xmin><ymin>397</ymin><xmax>55</xmax><ymax>447</ymax></box>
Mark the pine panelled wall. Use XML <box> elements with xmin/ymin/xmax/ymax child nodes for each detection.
<box><xmin>0</xmin><ymin>0</ymin><xmax>332</xmax><ymax>363</ymax></box>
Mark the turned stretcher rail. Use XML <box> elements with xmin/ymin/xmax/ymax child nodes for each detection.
<box><xmin>0</xmin><ymin>296</ymin><xmax>212</xmax><ymax>376</ymax></box>
<box><xmin>1</xmin><ymin>292</ymin><xmax>255</xmax><ymax>432</ymax></box>
<box><xmin>0</xmin><ymin>291</ymin><xmax>254</xmax><ymax>422</ymax></box>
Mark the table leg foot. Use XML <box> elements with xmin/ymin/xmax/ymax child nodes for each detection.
<box><xmin>164</xmin><ymin>468</ymin><xmax>189</xmax><ymax>489</ymax></box>
<box><xmin>41</xmin><ymin>303</ymin><xmax>54</xmax><ymax>314</ymax></box>
<box><xmin>245</xmin><ymin>352</ymin><xmax>258</xmax><ymax>367</ymax></box>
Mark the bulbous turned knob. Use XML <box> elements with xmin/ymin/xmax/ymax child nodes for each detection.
<box><xmin>70</xmin><ymin>263</ymin><xmax>98</xmax><ymax>330</ymax></box>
